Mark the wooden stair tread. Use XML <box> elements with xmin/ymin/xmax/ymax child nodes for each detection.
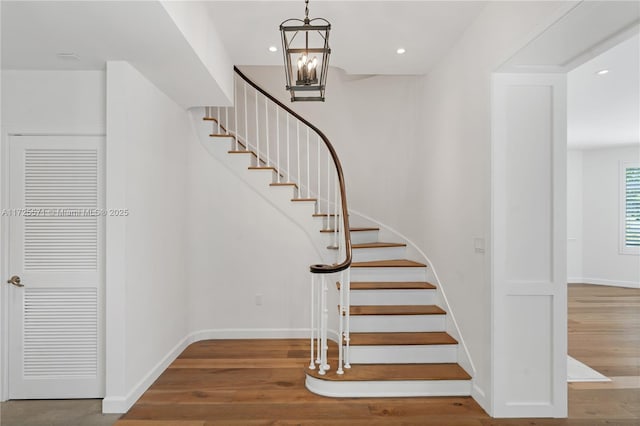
<box><xmin>292</xmin><ymin>198</ymin><xmax>317</xmax><ymax>202</ymax></box>
<box><xmin>328</xmin><ymin>242</ymin><xmax>406</xmax><ymax>250</ymax></box>
<box><xmin>338</xmin><ymin>281</ymin><xmax>436</xmax><ymax>290</ymax></box>
<box><xmin>306</xmin><ymin>363</ymin><xmax>471</xmax><ymax>381</ymax></box>
<box><xmin>248</xmin><ymin>166</ymin><xmax>276</xmax><ymax>171</ymax></box>
<box><xmin>348</xmin><ymin>332</ymin><xmax>457</xmax><ymax>346</ymax></box>
<box><xmin>351</xmin><ymin>259</ymin><xmax>427</xmax><ymax>268</ymax></box>
<box><xmin>313</xmin><ymin>213</ymin><xmax>341</xmax><ymax>217</ymax></box>
<box><xmin>349</xmin><ymin>305</ymin><xmax>446</xmax><ymax>316</ymax></box>
<box><xmin>228</xmin><ymin>150</ymin><xmax>253</xmax><ymax>154</ymax></box>
<box><xmin>320</xmin><ymin>227</ymin><xmax>379</xmax><ymax>233</ymax></box>
<box><xmin>270</xmin><ymin>182</ymin><xmax>298</xmax><ymax>188</ymax></box>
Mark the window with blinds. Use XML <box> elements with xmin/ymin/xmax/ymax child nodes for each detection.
<box><xmin>623</xmin><ymin>164</ymin><xmax>640</xmax><ymax>254</ymax></box>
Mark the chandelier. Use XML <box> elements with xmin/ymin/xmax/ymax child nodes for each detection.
<box><xmin>279</xmin><ymin>0</ymin><xmax>331</xmax><ymax>102</ymax></box>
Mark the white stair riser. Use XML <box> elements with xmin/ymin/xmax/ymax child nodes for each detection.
<box><xmin>351</xmin><ymin>246</ymin><xmax>407</xmax><ymax>262</ymax></box>
<box><xmin>306</xmin><ymin>376</ymin><xmax>471</xmax><ymax>398</ymax></box>
<box><xmin>320</xmin><ymin>230</ymin><xmax>379</xmax><ymax>246</ymax></box>
<box><xmin>268</xmin><ymin>186</ymin><xmax>298</xmax><ymax>206</ymax></box>
<box><xmin>350</xmin><ymin>230</ymin><xmax>380</xmax><ymax>245</ymax></box>
<box><xmin>348</xmin><ymin>344</ymin><xmax>457</xmax><ymax>364</ymax></box>
<box><xmin>291</xmin><ymin>201</ymin><xmax>318</xmax><ymax>218</ymax></box>
<box><xmin>244</xmin><ymin>169</ymin><xmax>277</xmax><ymax>190</ymax></box>
<box><xmin>350</xmin><ymin>267</ymin><xmax>427</xmax><ymax>282</ymax></box>
<box><xmin>314</xmin><ymin>216</ymin><xmax>342</xmax><ymax>230</ymax></box>
<box><xmin>349</xmin><ymin>289</ymin><xmax>437</xmax><ymax>306</ymax></box>
<box><xmin>349</xmin><ymin>315</ymin><xmax>446</xmax><ymax>332</ymax></box>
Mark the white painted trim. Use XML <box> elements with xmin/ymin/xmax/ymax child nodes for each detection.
<box><xmin>305</xmin><ymin>375</ymin><xmax>471</xmax><ymax>398</ymax></box>
<box><xmin>344</xmin><ymin>208</ymin><xmax>476</xmax><ymax>377</ymax></box>
<box><xmin>0</xmin><ymin>127</ymin><xmax>10</xmax><ymax>402</ymax></box>
<box><xmin>190</xmin><ymin>328</ymin><xmax>311</xmax><ymax>341</ymax></box>
<box><xmin>619</xmin><ymin>161</ymin><xmax>640</xmax><ymax>255</ymax></box>
<box><xmin>568</xmin><ymin>278</ymin><xmax>640</xmax><ymax>289</ymax></box>
<box><xmin>472</xmin><ymin>383</ymin><xmax>489</xmax><ymax>412</ymax></box>
<box><xmin>102</xmin><ymin>328</ymin><xmax>313</xmax><ymax>413</ymax></box>
<box><xmin>102</xmin><ymin>332</ymin><xmax>191</xmax><ymax>413</ymax></box>
<box><xmin>491</xmin><ymin>73</ymin><xmax>568</xmax><ymax>418</ymax></box>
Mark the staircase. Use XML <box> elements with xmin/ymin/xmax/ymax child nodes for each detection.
<box><xmin>196</xmin><ymin>66</ymin><xmax>472</xmax><ymax>398</ymax></box>
<box><xmin>307</xmin><ymin>222</ymin><xmax>471</xmax><ymax>397</ymax></box>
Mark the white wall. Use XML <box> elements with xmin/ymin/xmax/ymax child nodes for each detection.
<box><xmin>0</xmin><ymin>70</ymin><xmax>106</xmax><ymax>401</ymax></box>
<box><xmin>1</xmin><ymin>70</ymin><xmax>105</xmax><ymax>134</ymax></box>
<box><xmin>568</xmin><ymin>146</ymin><xmax>640</xmax><ymax>287</ymax></box>
<box><xmin>243</xmin><ymin>2</ymin><xmax>571</xmax><ymax>415</ymax></box>
<box><xmin>567</xmin><ymin>150</ymin><xmax>583</xmax><ymax>279</ymax></box>
<box><xmin>239</xmin><ymin>66</ymin><xmax>422</xmax><ymax>227</ymax></box>
<box><xmin>402</xmin><ymin>3</ymin><xmax>571</xmax><ymax>415</ymax></box>
<box><xmin>185</xmin><ymin>119</ymin><xmax>318</xmax><ymax>335</ymax></box>
<box><xmin>104</xmin><ymin>62</ymin><xmax>189</xmax><ymax>412</ymax></box>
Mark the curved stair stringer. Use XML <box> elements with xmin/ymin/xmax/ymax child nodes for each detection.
<box><xmin>188</xmin><ymin>107</ymin><xmax>331</xmax><ymax>265</ymax></box>
<box><xmin>344</xmin><ymin>207</ymin><xmax>477</xmax><ymax>382</ymax></box>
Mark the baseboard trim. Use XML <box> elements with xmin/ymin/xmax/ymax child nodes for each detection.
<box><xmin>190</xmin><ymin>328</ymin><xmax>311</xmax><ymax>341</ymax></box>
<box><xmin>102</xmin><ymin>332</ymin><xmax>192</xmax><ymax>413</ymax></box>
<box><xmin>568</xmin><ymin>278</ymin><xmax>640</xmax><ymax>289</ymax></box>
<box><xmin>102</xmin><ymin>328</ymin><xmax>312</xmax><ymax>413</ymax></box>
<box><xmin>471</xmin><ymin>382</ymin><xmax>490</xmax><ymax>415</ymax></box>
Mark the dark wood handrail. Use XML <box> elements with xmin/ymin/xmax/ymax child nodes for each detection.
<box><xmin>233</xmin><ymin>66</ymin><xmax>352</xmax><ymax>274</ymax></box>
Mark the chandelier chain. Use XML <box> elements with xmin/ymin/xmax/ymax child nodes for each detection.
<box><xmin>304</xmin><ymin>0</ymin><xmax>309</xmax><ymax>19</ymax></box>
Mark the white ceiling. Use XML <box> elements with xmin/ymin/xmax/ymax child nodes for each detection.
<box><xmin>500</xmin><ymin>1</ymin><xmax>640</xmax><ymax>149</ymax></box>
<box><xmin>205</xmin><ymin>1</ymin><xmax>487</xmax><ymax>75</ymax></box>
<box><xmin>1</xmin><ymin>0</ymin><xmax>638</xmax><ymax>145</ymax></box>
<box><xmin>567</xmin><ymin>33</ymin><xmax>639</xmax><ymax>148</ymax></box>
<box><xmin>0</xmin><ymin>1</ymin><xmax>231</xmax><ymax>107</ymax></box>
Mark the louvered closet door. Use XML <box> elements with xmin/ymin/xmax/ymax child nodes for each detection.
<box><xmin>8</xmin><ymin>135</ymin><xmax>104</xmax><ymax>398</ymax></box>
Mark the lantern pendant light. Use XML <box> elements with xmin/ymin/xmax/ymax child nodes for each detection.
<box><xmin>279</xmin><ymin>0</ymin><xmax>331</xmax><ymax>102</ymax></box>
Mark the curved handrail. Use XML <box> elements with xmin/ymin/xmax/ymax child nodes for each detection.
<box><xmin>233</xmin><ymin>66</ymin><xmax>351</xmax><ymax>274</ymax></box>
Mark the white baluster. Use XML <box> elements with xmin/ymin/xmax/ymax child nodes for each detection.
<box><xmin>286</xmin><ymin>114</ymin><xmax>291</xmax><ymax>183</ymax></box>
<box><xmin>297</xmin><ymin>121</ymin><xmax>301</xmax><ymax>194</ymax></box>
<box><xmin>234</xmin><ymin>78</ymin><xmax>239</xmax><ymax>150</ymax></box>
<box><xmin>306</xmin><ymin>127</ymin><xmax>311</xmax><ymax>199</ymax></box>
<box><xmin>255</xmin><ymin>93</ymin><xmax>260</xmax><ymax>165</ymax></box>
<box><xmin>309</xmin><ymin>274</ymin><xmax>316</xmax><ymax>370</ymax></box>
<box><xmin>216</xmin><ymin>107</ymin><xmax>221</xmax><ymax>133</ymax></box>
<box><xmin>225</xmin><ymin>106</ymin><xmax>229</xmax><ymax>135</ymax></box>
<box><xmin>344</xmin><ymin>268</ymin><xmax>351</xmax><ymax>369</ymax></box>
<box><xmin>334</xmin><ymin>177</ymin><xmax>339</xmax><ymax>251</ymax></box>
<box><xmin>276</xmin><ymin>108</ymin><xmax>281</xmax><ymax>183</ymax></box>
<box><xmin>325</xmin><ymin>152</ymin><xmax>331</xmax><ymax>230</ymax></box>
<box><xmin>321</xmin><ymin>275</ymin><xmax>330</xmax><ymax>372</ymax></box>
<box><xmin>317</xmin><ymin>135</ymin><xmax>321</xmax><ymax>209</ymax></box>
<box><xmin>244</xmin><ymin>83</ymin><xmax>248</xmax><ymax>151</ymax></box>
<box><xmin>318</xmin><ymin>274</ymin><xmax>327</xmax><ymax>375</ymax></box>
<box><xmin>265</xmin><ymin>98</ymin><xmax>270</xmax><ymax>168</ymax></box>
<box><xmin>315</xmin><ymin>272</ymin><xmax>322</xmax><ymax>366</ymax></box>
<box><xmin>337</xmin><ymin>270</ymin><xmax>344</xmax><ymax>375</ymax></box>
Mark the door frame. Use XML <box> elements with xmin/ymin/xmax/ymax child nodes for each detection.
<box><xmin>0</xmin><ymin>128</ymin><xmax>106</xmax><ymax>401</ymax></box>
<box><xmin>490</xmin><ymin>73</ymin><xmax>568</xmax><ymax>418</ymax></box>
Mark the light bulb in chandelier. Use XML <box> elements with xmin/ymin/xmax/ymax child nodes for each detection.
<box><xmin>296</xmin><ymin>54</ymin><xmax>318</xmax><ymax>85</ymax></box>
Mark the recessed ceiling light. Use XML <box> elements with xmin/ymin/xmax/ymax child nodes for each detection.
<box><xmin>269</xmin><ymin>46</ymin><xmax>278</xmax><ymax>52</ymax></box>
<box><xmin>396</xmin><ymin>48</ymin><xmax>406</xmax><ymax>55</ymax></box>
<box><xmin>56</xmin><ymin>52</ymin><xmax>80</xmax><ymax>61</ymax></box>
<box><xmin>596</xmin><ymin>69</ymin><xmax>609</xmax><ymax>75</ymax></box>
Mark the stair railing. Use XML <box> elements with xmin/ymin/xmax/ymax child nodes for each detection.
<box><xmin>204</xmin><ymin>66</ymin><xmax>352</xmax><ymax>375</ymax></box>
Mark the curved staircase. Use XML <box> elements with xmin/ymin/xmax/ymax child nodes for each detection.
<box><xmin>197</xmin><ymin>66</ymin><xmax>472</xmax><ymax>398</ymax></box>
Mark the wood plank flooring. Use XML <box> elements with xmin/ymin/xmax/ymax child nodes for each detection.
<box><xmin>116</xmin><ymin>284</ymin><xmax>640</xmax><ymax>425</ymax></box>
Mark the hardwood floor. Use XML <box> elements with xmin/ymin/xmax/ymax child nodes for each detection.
<box><xmin>116</xmin><ymin>284</ymin><xmax>639</xmax><ymax>426</ymax></box>
<box><xmin>567</xmin><ymin>284</ymin><xmax>640</xmax><ymax>420</ymax></box>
